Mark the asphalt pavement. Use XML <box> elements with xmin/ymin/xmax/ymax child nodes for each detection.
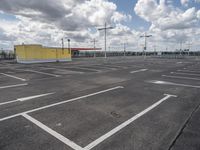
<box><xmin>0</xmin><ymin>56</ymin><xmax>200</xmax><ymax>150</ymax></box>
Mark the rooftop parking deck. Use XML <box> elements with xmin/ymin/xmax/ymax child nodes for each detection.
<box><xmin>0</xmin><ymin>56</ymin><xmax>200</xmax><ymax>150</ymax></box>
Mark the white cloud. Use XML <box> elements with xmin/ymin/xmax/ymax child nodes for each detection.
<box><xmin>197</xmin><ymin>10</ymin><xmax>200</xmax><ymax>19</ymax></box>
<box><xmin>134</xmin><ymin>0</ymin><xmax>200</xmax><ymax>48</ymax></box>
<box><xmin>135</xmin><ymin>0</ymin><xmax>200</xmax><ymax>31</ymax></box>
<box><xmin>180</xmin><ymin>0</ymin><xmax>189</xmax><ymax>6</ymax></box>
<box><xmin>156</xmin><ymin>7</ymin><xmax>198</xmax><ymax>30</ymax></box>
<box><xmin>0</xmin><ymin>0</ymin><xmax>199</xmax><ymax>51</ymax></box>
<box><xmin>111</xmin><ymin>12</ymin><xmax>132</xmax><ymax>23</ymax></box>
<box><xmin>0</xmin><ymin>0</ymin><xmax>133</xmax><ymax>49</ymax></box>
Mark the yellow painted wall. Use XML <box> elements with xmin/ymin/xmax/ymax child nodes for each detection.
<box><xmin>15</xmin><ymin>44</ymin><xmax>71</xmax><ymax>63</ymax></box>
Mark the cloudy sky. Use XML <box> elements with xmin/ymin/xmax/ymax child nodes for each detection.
<box><xmin>0</xmin><ymin>0</ymin><xmax>200</xmax><ymax>51</ymax></box>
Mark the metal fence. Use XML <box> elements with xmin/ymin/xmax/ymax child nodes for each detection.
<box><xmin>73</xmin><ymin>51</ymin><xmax>200</xmax><ymax>58</ymax></box>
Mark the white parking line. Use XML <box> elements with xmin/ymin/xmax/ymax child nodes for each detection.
<box><xmin>74</xmin><ymin>67</ymin><xmax>101</xmax><ymax>72</ymax></box>
<box><xmin>39</xmin><ymin>67</ymin><xmax>58</xmax><ymax>70</ymax></box>
<box><xmin>0</xmin><ymin>73</ymin><xmax>26</xmax><ymax>81</ymax></box>
<box><xmin>148</xmin><ymin>80</ymin><xmax>200</xmax><ymax>88</ymax></box>
<box><xmin>27</xmin><ymin>69</ymin><xmax>61</xmax><ymax>77</ymax></box>
<box><xmin>22</xmin><ymin>113</ymin><xmax>85</xmax><ymax>150</ymax></box>
<box><xmin>84</xmin><ymin>94</ymin><xmax>177</xmax><ymax>150</ymax></box>
<box><xmin>102</xmin><ymin>65</ymin><xmax>127</xmax><ymax>69</ymax></box>
<box><xmin>130</xmin><ymin>69</ymin><xmax>148</xmax><ymax>74</ymax></box>
<box><xmin>92</xmin><ymin>65</ymin><xmax>116</xmax><ymax>70</ymax></box>
<box><xmin>162</xmin><ymin>75</ymin><xmax>200</xmax><ymax>81</ymax></box>
<box><xmin>178</xmin><ymin>70</ymin><xmax>200</xmax><ymax>73</ymax></box>
<box><xmin>0</xmin><ymin>93</ymin><xmax>55</xmax><ymax>106</ymax></box>
<box><xmin>0</xmin><ymin>83</ymin><xmax>28</xmax><ymax>89</ymax></box>
<box><xmin>18</xmin><ymin>93</ymin><xmax>54</xmax><ymax>101</ymax></box>
<box><xmin>40</xmin><ymin>67</ymin><xmax>84</xmax><ymax>74</ymax></box>
<box><xmin>0</xmin><ymin>99</ymin><xmax>19</xmax><ymax>106</ymax></box>
<box><xmin>17</xmin><ymin>69</ymin><xmax>60</xmax><ymax>77</ymax></box>
<box><xmin>0</xmin><ymin>86</ymin><xmax>124</xmax><ymax>122</ymax></box>
<box><xmin>171</xmin><ymin>72</ymin><xmax>200</xmax><ymax>76</ymax></box>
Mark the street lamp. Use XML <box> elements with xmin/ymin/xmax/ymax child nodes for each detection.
<box><xmin>140</xmin><ymin>32</ymin><xmax>152</xmax><ymax>58</ymax></box>
<box><xmin>91</xmin><ymin>39</ymin><xmax>97</xmax><ymax>58</ymax></box>
<box><xmin>123</xmin><ymin>42</ymin><xmax>127</xmax><ymax>57</ymax></box>
<box><xmin>186</xmin><ymin>42</ymin><xmax>192</xmax><ymax>56</ymax></box>
<box><xmin>67</xmin><ymin>39</ymin><xmax>71</xmax><ymax>55</ymax></box>
<box><xmin>98</xmin><ymin>22</ymin><xmax>114</xmax><ymax>58</ymax></box>
<box><xmin>61</xmin><ymin>38</ymin><xmax>64</xmax><ymax>54</ymax></box>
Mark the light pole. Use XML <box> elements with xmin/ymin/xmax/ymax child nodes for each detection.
<box><xmin>153</xmin><ymin>45</ymin><xmax>156</xmax><ymax>56</ymax></box>
<box><xmin>140</xmin><ymin>32</ymin><xmax>152</xmax><ymax>58</ymax></box>
<box><xmin>108</xmin><ymin>46</ymin><xmax>111</xmax><ymax>57</ymax></box>
<box><xmin>123</xmin><ymin>42</ymin><xmax>127</xmax><ymax>57</ymax></box>
<box><xmin>67</xmin><ymin>39</ymin><xmax>71</xmax><ymax>55</ymax></box>
<box><xmin>91</xmin><ymin>39</ymin><xmax>97</xmax><ymax>58</ymax></box>
<box><xmin>186</xmin><ymin>42</ymin><xmax>192</xmax><ymax>56</ymax></box>
<box><xmin>180</xmin><ymin>41</ymin><xmax>183</xmax><ymax>56</ymax></box>
<box><xmin>61</xmin><ymin>38</ymin><xmax>64</xmax><ymax>54</ymax></box>
<box><xmin>98</xmin><ymin>22</ymin><xmax>114</xmax><ymax>58</ymax></box>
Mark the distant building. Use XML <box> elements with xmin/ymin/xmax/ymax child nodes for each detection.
<box><xmin>70</xmin><ymin>48</ymin><xmax>101</xmax><ymax>57</ymax></box>
<box><xmin>14</xmin><ymin>44</ymin><xmax>71</xmax><ymax>63</ymax></box>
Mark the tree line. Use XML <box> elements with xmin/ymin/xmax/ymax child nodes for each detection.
<box><xmin>0</xmin><ymin>51</ymin><xmax>15</xmax><ymax>60</ymax></box>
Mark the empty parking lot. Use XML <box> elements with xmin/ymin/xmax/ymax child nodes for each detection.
<box><xmin>0</xmin><ymin>56</ymin><xmax>200</xmax><ymax>150</ymax></box>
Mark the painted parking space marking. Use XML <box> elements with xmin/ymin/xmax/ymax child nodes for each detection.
<box><xmin>147</xmin><ymin>80</ymin><xmax>200</xmax><ymax>88</ymax></box>
<box><xmin>0</xmin><ymin>83</ymin><xmax>28</xmax><ymax>89</ymax></box>
<box><xmin>0</xmin><ymin>86</ymin><xmax>124</xmax><ymax>122</ymax></box>
<box><xmin>162</xmin><ymin>75</ymin><xmax>200</xmax><ymax>81</ymax></box>
<box><xmin>0</xmin><ymin>99</ymin><xmax>19</xmax><ymax>106</ymax></box>
<box><xmin>0</xmin><ymin>73</ymin><xmax>26</xmax><ymax>81</ymax></box>
<box><xmin>18</xmin><ymin>93</ymin><xmax>54</xmax><ymax>102</ymax></box>
<box><xmin>91</xmin><ymin>65</ymin><xmax>117</xmax><ymax>70</ymax></box>
<box><xmin>130</xmin><ymin>69</ymin><xmax>148</xmax><ymax>74</ymax></box>
<box><xmin>25</xmin><ymin>69</ymin><xmax>61</xmax><ymax>77</ymax></box>
<box><xmin>0</xmin><ymin>93</ymin><xmax>55</xmax><ymax>106</ymax></box>
<box><xmin>178</xmin><ymin>70</ymin><xmax>200</xmax><ymax>73</ymax></box>
<box><xmin>22</xmin><ymin>113</ymin><xmax>85</xmax><ymax>150</ymax></box>
<box><xmin>84</xmin><ymin>94</ymin><xmax>177</xmax><ymax>150</ymax></box>
<box><xmin>38</xmin><ymin>67</ymin><xmax>59</xmax><ymax>70</ymax></box>
<box><xmin>101</xmin><ymin>65</ymin><xmax>127</xmax><ymax>69</ymax></box>
<box><xmin>39</xmin><ymin>67</ymin><xmax>84</xmax><ymax>74</ymax></box>
<box><xmin>171</xmin><ymin>72</ymin><xmax>200</xmax><ymax>76</ymax></box>
<box><xmin>16</xmin><ymin>69</ymin><xmax>61</xmax><ymax>77</ymax></box>
<box><xmin>73</xmin><ymin>66</ymin><xmax>101</xmax><ymax>72</ymax></box>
